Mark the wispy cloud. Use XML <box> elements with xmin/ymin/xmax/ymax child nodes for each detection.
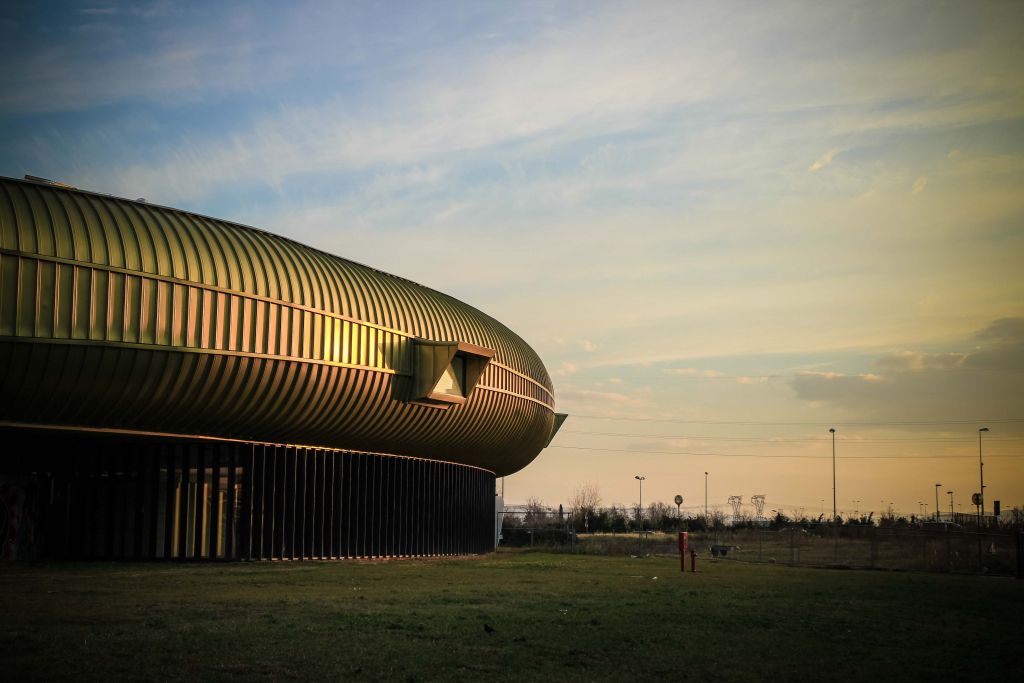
<box><xmin>809</xmin><ymin>148</ymin><xmax>841</xmax><ymax>172</ymax></box>
<box><xmin>557</xmin><ymin>387</ymin><xmax>643</xmax><ymax>405</ymax></box>
<box><xmin>14</xmin><ymin>1</ymin><xmax>1020</xmax><ymax>212</ymax></box>
<box><xmin>874</xmin><ymin>350</ymin><xmax>965</xmax><ymax>372</ymax></box>
<box><xmin>663</xmin><ymin>368</ymin><xmax>723</xmax><ymax>378</ymax></box>
<box><xmin>556</xmin><ymin>362</ymin><xmax>580</xmax><ymax>376</ymax></box>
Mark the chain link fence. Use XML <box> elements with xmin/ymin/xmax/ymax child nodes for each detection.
<box><xmin>692</xmin><ymin>526</ymin><xmax>1021</xmax><ymax>576</ymax></box>
<box><xmin>498</xmin><ymin>508</ymin><xmax>1024</xmax><ymax>577</ymax></box>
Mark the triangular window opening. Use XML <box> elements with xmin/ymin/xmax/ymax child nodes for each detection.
<box><xmin>432</xmin><ymin>354</ymin><xmax>466</xmax><ymax>398</ymax></box>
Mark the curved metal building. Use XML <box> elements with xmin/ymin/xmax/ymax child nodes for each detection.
<box><xmin>0</xmin><ymin>176</ymin><xmax>565</xmax><ymax>561</ymax></box>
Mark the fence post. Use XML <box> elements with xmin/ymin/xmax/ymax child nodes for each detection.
<box><xmin>1017</xmin><ymin>531</ymin><xmax>1023</xmax><ymax>580</ymax></box>
<box><xmin>922</xmin><ymin>529</ymin><xmax>927</xmax><ymax>570</ymax></box>
<box><xmin>944</xmin><ymin>526</ymin><xmax>952</xmax><ymax>573</ymax></box>
<box><xmin>977</xmin><ymin>527</ymin><xmax>983</xmax><ymax>572</ymax></box>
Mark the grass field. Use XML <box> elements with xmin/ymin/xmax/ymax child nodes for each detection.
<box><xmin>1</xmin><ymin>552</ymin><xmax>1019</xmax><ymax>681</ymax></box>
<box><xmin>516</xmin><ymin>529</ymin><xmax>1021</xmax><ymax>575</ymax></box>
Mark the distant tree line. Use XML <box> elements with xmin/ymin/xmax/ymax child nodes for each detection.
<box><xmin>501</xmin><ymin>485</ymin><xmax>1023</xmax><ymax>532</ymax></box>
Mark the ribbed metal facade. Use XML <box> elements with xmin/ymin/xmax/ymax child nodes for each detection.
<box><xmin>1</xmin><ymin>428</ymin><xmax>495</xmax><ymax>560</ymax></box>
<box><xmin>0</xmin><ymin>176</ymin><xmax>557</xmax><ymax>561</ymax></box>
<box><xmin>0</xmin><ymin>176</ymin><xmax>555</xmax><ymax>476</ymax></box>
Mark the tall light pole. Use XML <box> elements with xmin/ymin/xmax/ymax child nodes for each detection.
<box><xmin>934</xmin><ymin>484</ymin><xmax>941</xmax><ymax>521</ymax></box>
<box><xmin>704</xmin><ymin>471</ymin><xmax>708</xmax><ymax>521</ymax></box>
<box><xmin>829</xmin><ymin>428</ymin><xmax>837</xmax><ymax>523</ymax></box>
<box><xmin>978</xmin><ymin>427</ymin><xmax>989</xmax><ymax>522</ymax></box>
<box><xmin>635</xmin><ymin>475</ymin><xmax>645</xmax><ymax>553</ymax></box>
<box><xmin>947</xmin><ymin>490</ymin><xmax>953</xmax><ymax>520</ymax></box>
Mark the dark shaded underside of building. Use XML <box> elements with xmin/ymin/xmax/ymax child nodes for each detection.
<box><xmin>0</xmin><ymin>427</ymin><xmax>496</xmax><ymax>561</ymax></box>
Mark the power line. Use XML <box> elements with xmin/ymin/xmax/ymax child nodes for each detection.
<box><xmin>549</xmin><ymin>445</ymin><xmax>1023</xmax><ymax>460</ymax></box>
<box><xmin>562</xmin><ymin>429</ymin><xmax>1024</xmax><ymax>443</ymax></box>
<box><xmin>569</xmin><ymin>414</ymin><xmax>1024</xmax><ymax>426</ymax></box>
<box><xmin>609</xmin><ymin>367</ymin><xmax>1024</xmax><ymax>381</ymax></box>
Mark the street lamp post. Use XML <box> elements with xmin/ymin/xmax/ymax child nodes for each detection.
<box><xmin>978</xmin><ymin>427</ymin><xmax>989</xmax><ymax>523</ymax></box>
<box><xmin>934</xmin><ymin>484</ymin><xmax>941</xmax><ymax>521</ymax></box>
<box><xmin>704</xmin><ymin>471</ymin><xmax>708</xmax><ymax>522</ymax></box>
<box><xmin>977</xmin><ymin>426</ymin><xmax>989</xmax><ymax>565</ymax></box>
<box><xmin>829</xmin><ymin>428</ymin><xmax>837</xmax><ymax>523</ymax></box>
<box><xmin>947</xmin><ymin>490</ymin><xmax>953</xmax><ymax>521</ymax></box>
<box><xmin>635</xmin><ymin>475</ymin><xmax>645</xmax><ymax>552</ymax></box>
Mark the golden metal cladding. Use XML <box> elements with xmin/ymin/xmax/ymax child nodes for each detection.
<box><xmin>0</xmin><ymin>177</ymin><xmax>557</xmax><ymax>476</ymax></box>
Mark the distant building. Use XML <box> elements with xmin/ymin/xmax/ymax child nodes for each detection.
<box><xmin>0</xmin><ymin>176</ymin><xmax>565</xmax><ymax>561</ymax></box>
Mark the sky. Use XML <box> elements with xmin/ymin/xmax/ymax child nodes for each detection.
<box><xmin>2</xmin><ymin>0</ymin><xmax>1022</xmax><ymax>518</ymax></box>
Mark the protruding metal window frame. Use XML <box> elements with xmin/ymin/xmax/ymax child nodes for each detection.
<box><xmin>409</xmin><ymin>339</ymin><xmax>495</xmax><ymax>408</ymax></box>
